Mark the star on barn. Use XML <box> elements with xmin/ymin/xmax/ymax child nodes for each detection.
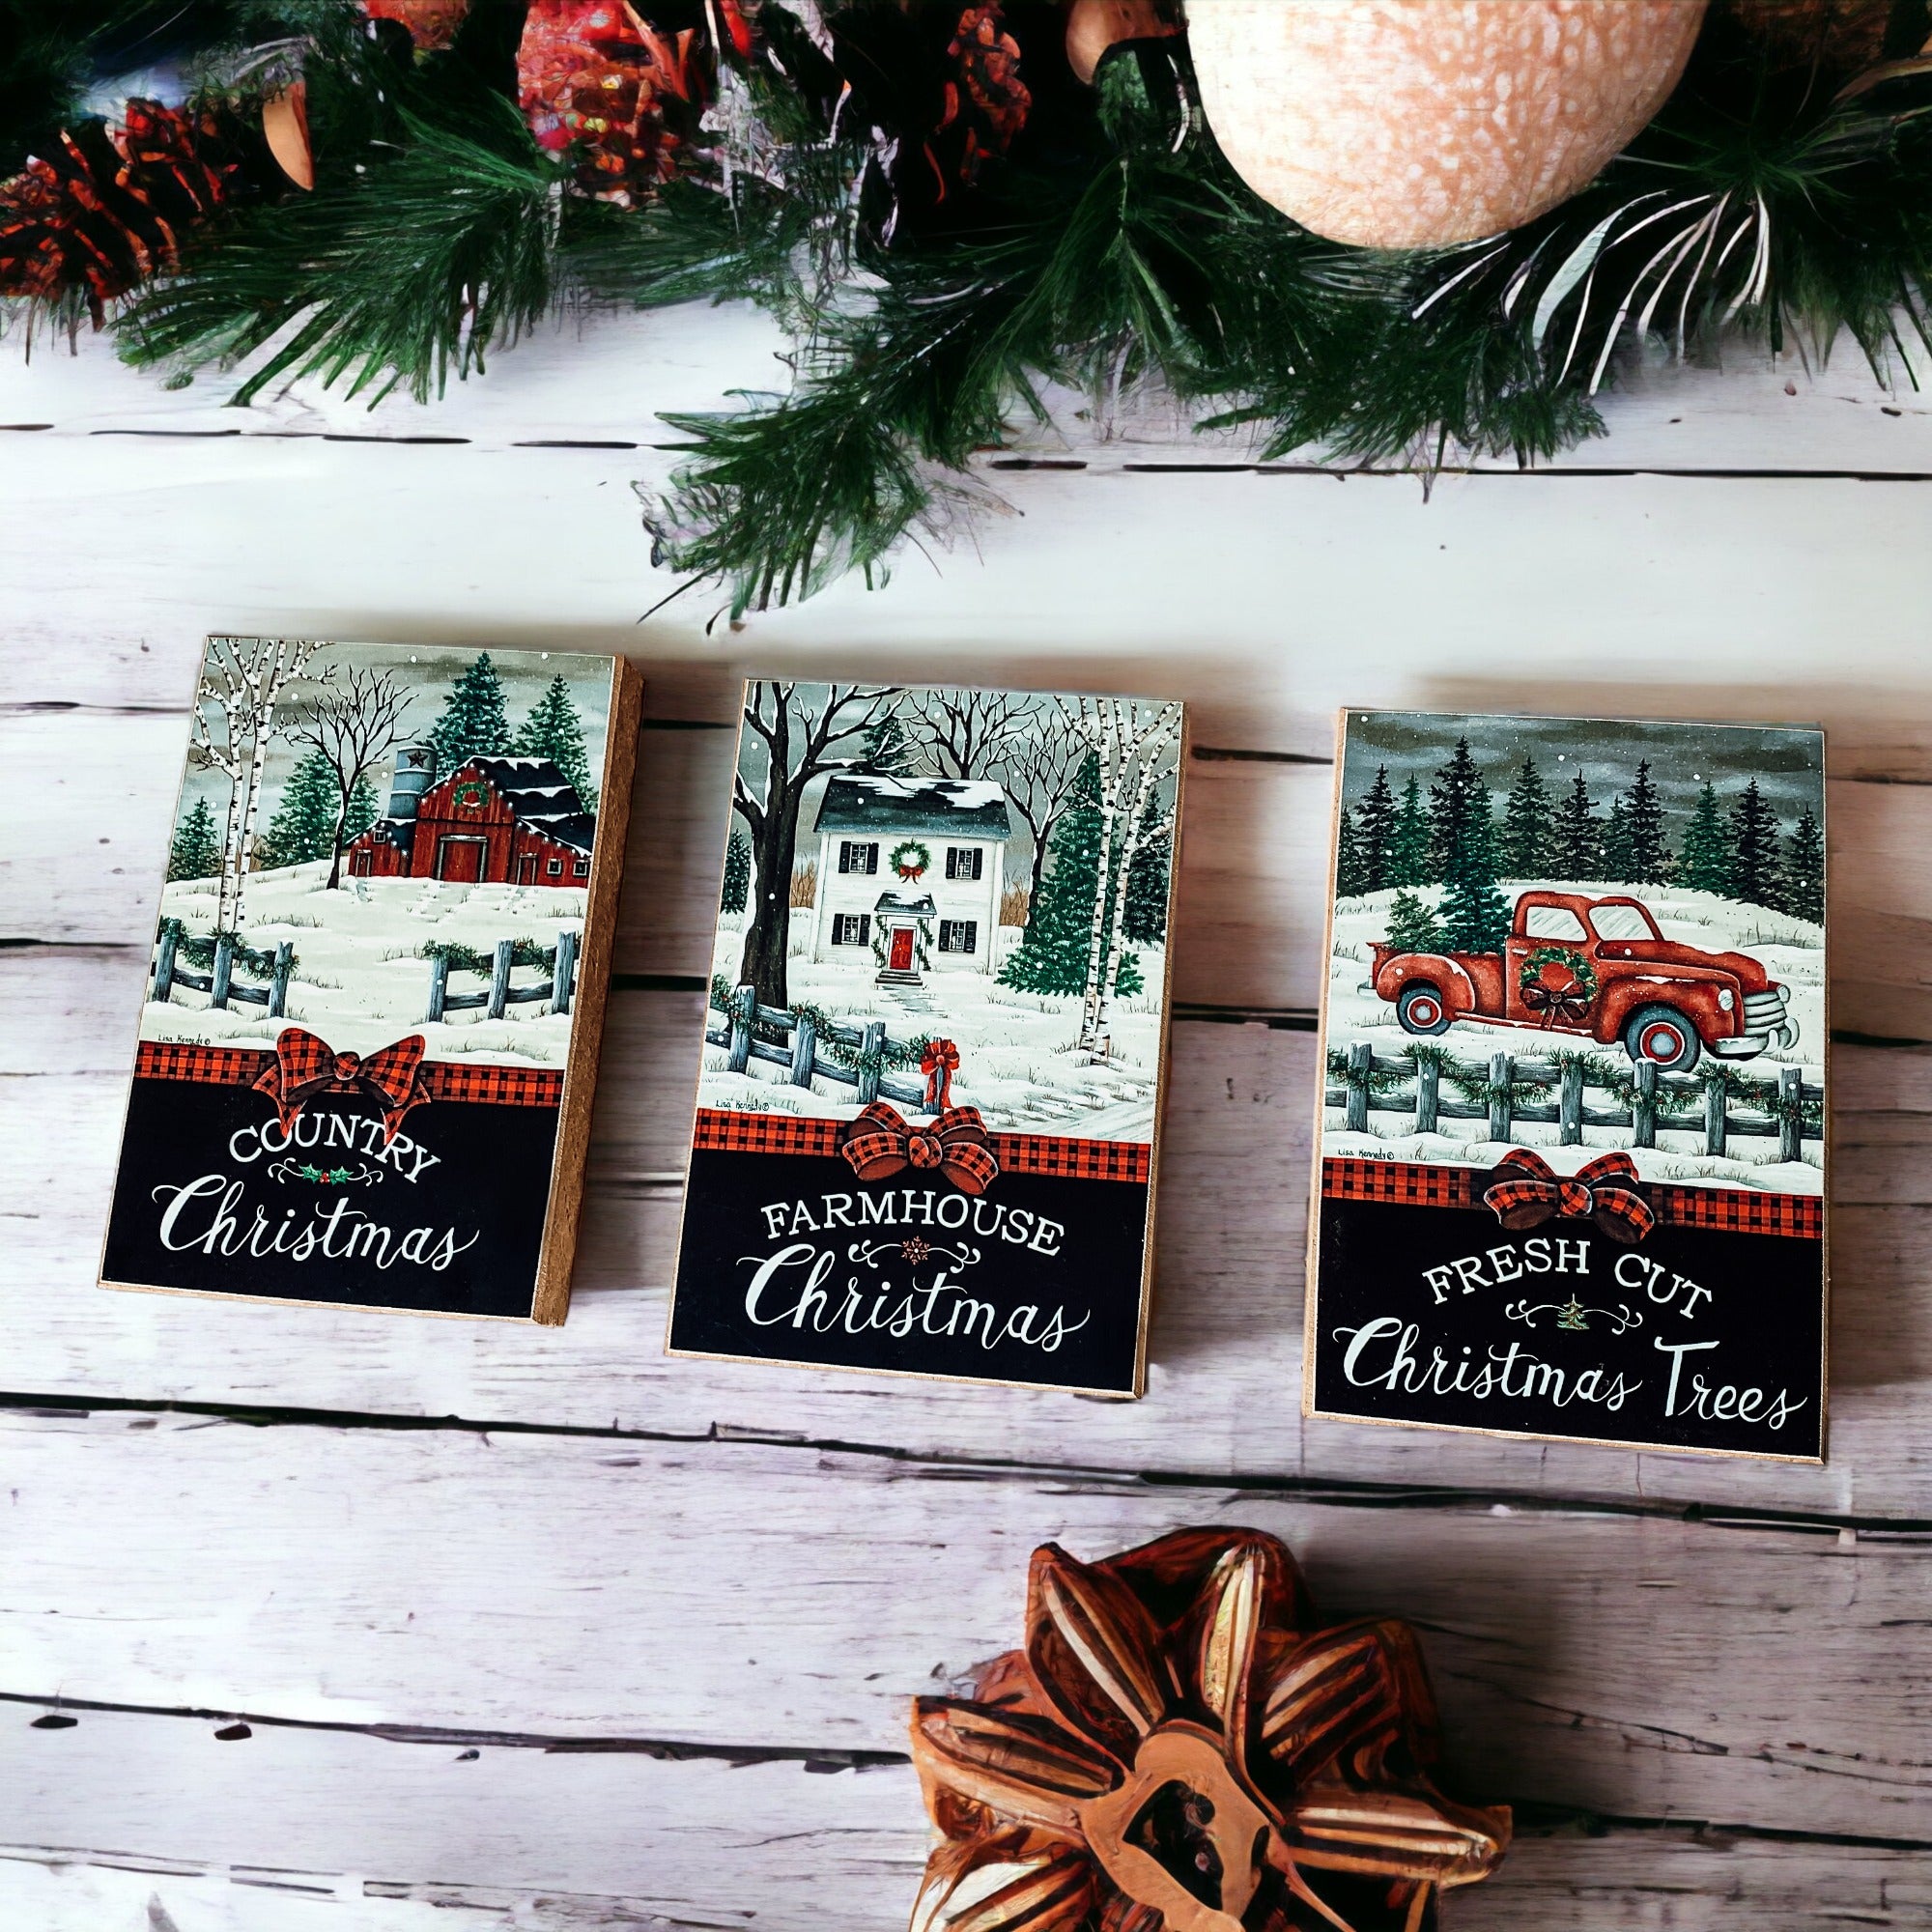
<box><xmin>345</xmin><ymin>746</ymin><xmax>596</xmax><ymax>886</ymax></box>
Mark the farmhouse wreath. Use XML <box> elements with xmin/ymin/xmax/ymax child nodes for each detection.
<box><xmin>8</xmin><ymin>1</ymin><xmax>1932</xmax><ymax>612</ymax></box>
<box><xmin>890</xmin><ymin>838</ymin><xmax>932</xmax><ymax>882</ymax></box>
<box><xmin>1519</xmin><ymin>945</ymin><xmax>1601</xmax><ymax>1027</ymax></box>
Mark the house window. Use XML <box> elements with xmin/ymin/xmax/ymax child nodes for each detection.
<box><xmin>939</xmin><ymin>920</ymin><xmax>978</xmax><ymax>954</ymax></box>
<box><xmin>573</xmin><ymin>857</ymin><xmax>589</xmax><ymax>878</ymax></box>
<box><xmin>833</xmin><ymin>914</ymin><xmax>871</xmax><ymax>946</ymax></box>
<box><xmin>547</xmin><ymin>856</ymin><xmax>562</xmax><ymax>877</ymax></box>
<box><xmin>946</xmin><ymin>846</ymin><xmax>983</xmax><ymax>881</ymax></box>
<box><xmin>838</xmin><ymin>841</ymin><xmax>880</xmax><ymax>874</ymax></box>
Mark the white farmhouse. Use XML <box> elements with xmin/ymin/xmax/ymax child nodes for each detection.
<box><xmin>809</xmin><ymin>774</ymin><xmax>1012</xmax><ymax>981</ymax></box>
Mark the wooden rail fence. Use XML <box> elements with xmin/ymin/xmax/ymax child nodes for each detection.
<box><xmin>152</xmin><ymin>925</ymin><xmax>293</xmax><ymax>1018</ymax></box>
<box><xmin>1326</xmin><ymin>1042</ymin><xmax>1821</xmax><ymax>1160</ymax></box>
<box><xmin>426</xmin><ymin>932</ymin><xmax>577</xmax><ymax>1023</ymax></box>
<box><xmin>706</xmin><ymin>982</ymin><xmax>936</xmax><ymax>1113</ymax></box>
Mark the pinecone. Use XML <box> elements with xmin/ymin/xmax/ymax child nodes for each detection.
<box><xmin>0</xmin><ymin>101</ymin><xmax>235</xmax><ymax>322</ymax></box>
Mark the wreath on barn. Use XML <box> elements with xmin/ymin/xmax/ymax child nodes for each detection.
<box><xmin>890</xmin><ymin>839</ymin><xmax>932</xmax><ymax>882</ymax></box>
<box><xmin>1519</xmin><ymin>946</ymin><xmax>1600</xmax><ymax>1028</ymax></box>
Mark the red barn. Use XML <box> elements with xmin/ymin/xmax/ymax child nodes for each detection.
<box><xmin>345</xmin><ymin>753</ymin><xmax>596</xmax><ymax>887</ymax></box>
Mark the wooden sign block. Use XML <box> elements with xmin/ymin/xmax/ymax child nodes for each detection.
<box><xmin>1305</xmin><ymin>709</ymin><xmax>1828</xmax><ymax>1462</ymax></box>
<box><xmin>667</xmin><ymin>682</ymin><xmax>1184</xmax><ymax>1396</ymax></box>
<box><xmin>99</xmin><ymin>639</ymin><xmax>641</xmax><ymax>1323</ymax></box>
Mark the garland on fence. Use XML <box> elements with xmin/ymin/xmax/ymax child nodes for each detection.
<box><xmin>158</xmin><ymin>916</ymin><xmax>292</xmax><ymax>977</ymax></box>
<box><xmin>418</xmin><ymin>934</ymin><xmax>555</xmax><ymax>973</ymax></box>
<box><xmin>9</xmin><ymin>3</ymin><xmax>1932</xmax><ymax>612</ymax></box>
<box><xmin>708</xmin><ymin>975</ymin><xmax>938</xmax><ymax>1079</ymax></box>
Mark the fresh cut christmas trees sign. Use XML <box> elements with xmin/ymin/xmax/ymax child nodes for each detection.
<box><xmin>1307</xmin><ymin>709</ymin><xmax>1828</xmax><ymax>1463</ymax></box>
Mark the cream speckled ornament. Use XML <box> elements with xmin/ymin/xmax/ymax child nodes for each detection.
<box><xmin>1187</xmin><ymin>0</ymin><xmax>1709</xmax><ymax>248</ymax></box>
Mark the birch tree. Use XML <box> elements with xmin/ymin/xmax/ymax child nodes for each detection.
<box><xmin>188</xmin><ymin>637</ymin><xmax>324</xmax><ymax>932</ymax></box>
<box><xmin>288</xmin><ymin>665</ymin><xmax>412</xmax><ymax>889</ymax></box>
<box><xmin>1060</xmin><ymin>696</ymin><xmax>1181</xmax><ymax>1058</ymax></box>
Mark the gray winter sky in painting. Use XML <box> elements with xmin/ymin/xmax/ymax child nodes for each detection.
<box><xmin>732</xmin><ymin>682</ymin><xmax>1182</xmax><ymax>890</ymax></box>
<box><xmin>1338</xmin><ymin>710</ymin><xmax>1825</xmax><ymax>835</ymax></box>
<box><xmin>173</xmin><ymin>640</ymin><xmax>614</xmax><ymax>829</ymax></box>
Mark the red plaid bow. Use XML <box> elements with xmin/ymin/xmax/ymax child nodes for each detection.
<box><xmin>1483</xmin><ymin>1149</ymin><xmax>1654</xmax><ymax>1244</ymax></box>
<box><xmin>252</xmin><ymin>1027</ymin><xmax>430</xmax><ymax>1147</ymax></box>
<box><xmin>839</xmin><ymin>1101</ymin><xmax>999</xmax><ymax>1196</ymax></box>
<box><xmin>921</xmin><ymin>1037</ymin><xmax>960</xmax><ymax>1111</ymax></box>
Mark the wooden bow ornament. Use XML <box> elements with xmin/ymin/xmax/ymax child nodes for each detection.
<box><xmin>251</xmin><ymin>1027</ymin><xmax>430</xmax><ymax>1146</ymax></box>
<box><xmin>839</xmin><ymin>1101</ymin><xmax>999</xmax><ymax>1196</ymax></box>
<box><xmin>909</xmin><ymin>1527</ymin><xmax>1509</xmax><ymax>1932</ymax></box>
<box><xmin>1484</xmin><ymin>1149</ymin><xmax>1655</xmax><ymax>1244</ymax></box>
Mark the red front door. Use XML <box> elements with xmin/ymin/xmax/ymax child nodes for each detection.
<box><xmin>888</xmin><ymin>926</ymin><xmax>915</xmax><ymax>971</ymax></box>
<box><xmin>437</xmin><ymin>836</ymin><xmax>485</xmax><ymax>882</ymax></box>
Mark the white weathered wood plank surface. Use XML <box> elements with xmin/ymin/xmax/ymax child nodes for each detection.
<box><xmin>4</xmin><ymin>312</ymin><xmax>1931</xmax><ymax>1928</ymax></box>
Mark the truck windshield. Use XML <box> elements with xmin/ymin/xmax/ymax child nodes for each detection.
<box><xmin>1589</xmin><ymin>903</ymin><xmax>1659</xmax><ymax>941</ymax></box>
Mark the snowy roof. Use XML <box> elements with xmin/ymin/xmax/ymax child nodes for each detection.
<box><xmin>815</xmin><ymin>774</ymin><xmax>1012</xmax><ymax>838</ymax></box>
<box><xmin>874</xmin><ymin>890</ymin><xmax>939</xmax><ymax>918</ymax></box>
<box><xmin>460</xmin><ymin>757</ymin><xmax>595</xmax><ymax>848</ymax></box>
<box><xmin>358</xmin><ymin>817</ymin><xmax>414</xmax><ymax>852</ymax></box>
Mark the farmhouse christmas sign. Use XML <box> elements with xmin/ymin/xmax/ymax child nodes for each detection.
<box><xmin>668</xmin><ymin>682</ymin><xmax>1184</xmax><ymax>1396</ymax></box>
<box><xmin>100</xmin><ymin>638</ymin><xmax>641</xmax><ymax>1321</ymax></box>
<box><xmin>1307</xmin><ymin>710</ymin><xmax>1828</xmax><ymax>1463</ymax></box>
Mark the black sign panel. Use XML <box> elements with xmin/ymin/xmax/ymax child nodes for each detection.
<box><xmin>669</xmin><ymin>1148</ymin><xmax>1149</xmax><ymax>1393</ymax></box>
<box><xmin>101</xmin><ymin>1076</ymin><xmax>556</xmax><ymax>1320</ymax></box>
<box><xmin>1309</xmin><ymin>1192</ymin><xmax>1824</xmax><ymax>1459</ymax></box>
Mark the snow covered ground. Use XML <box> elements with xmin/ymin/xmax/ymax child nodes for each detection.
<box><xmin>699</xmin><ymin>909</ymin><xmax>1165</xmax><ymax>1140</ymax></box>
<box><xmin>1321</xmin><ymin>881</ymin><xmax>1826</xmax><ymax>1194</ymax></box>
<box><xmin>141</xmin><ymin>865</ymin><xmax>587</xmax><ymax>1066</ymax></box>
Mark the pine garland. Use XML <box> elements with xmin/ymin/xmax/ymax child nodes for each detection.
<box><xmin>10</xmin><ymin>1</ymin><xmax>1932</xmax><ymax>611</ymax></box>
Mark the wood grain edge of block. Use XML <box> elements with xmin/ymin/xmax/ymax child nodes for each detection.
<box><xmin>531</xmin><ymin>657</ymin><xmax>646</xmax><ymax>1326</ymax></box>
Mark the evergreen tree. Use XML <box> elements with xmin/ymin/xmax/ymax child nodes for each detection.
<box><xmin>1624</xmin><ymin>758</ymin><xmax>1669</xmax><ymax>882</ymax></box>
<box><xmin>1427</xmin><ymin>737</ymin><xmax>1490</xmax><ymax>883</ymax></box>
<box><xmin>1335</xmin><ymin>808</ymin><xmax>1368</xmax><ymax>897</ymax></box>
<box><xmin>1500</xmin><ymin>755</ymin><xmax>1552</xmax><ymax>879</ymax></box>
<box><xmin>430</xmin><ymin>651</ymin><xmax>512</xmax><ymax>777</ymax></box>
<box><xmin>167</xmin><ymin>793</ymin><xmax>223</xmax><ymax>882</ymax></box>
<box><xmin>1354</xmin><ymin>764</ymin><xmax>1398</xmax><ymax>892</ymax></box>
<box><xmin>1601</xmin><ymin>794</ymin><xmax>1634</xmax><ymax>883</ymax></box>
<box><xmin>1677</xmin><ymin>781</ymin><xmax>1731</xmax><ymax>893</ymax></box>
<box><xmin>1001</xmin><ymin>753</ymin><xmax>1141</xmax><ymax>998</ymax></box>
<box><xmin>1437</xmin><ymin>793</ymin><xmax>1512</xmax><ymax>953</ymax></box>
<box><xmin>1382</xmin><ymin>889</ymin><xmax>1441</xmax><ymax>952</ymax></box>
<box><xmin>1552</xmin><ymin>769</ymin><xmax>1602</xmax><ymax>878</ymax></box>
<box><xmin>721</xmin><ymin>829</ymin><xmax>752</xmax><ymax>915</ymax></box>
<box><xmin>860</xmin><ymin>708</ymin><xmax>918</xmax><ymax>775</ymax></box>
<box><xmin>1387</xmin><ymin>775</ymin><xmax>1432</xmax><ymax>886</ymax></box>
<box><xmin>1122</xmin><ymin>793</ymin><xmax>1172</xmax><ymax>944</ymax></box>
<box><xmin>511</xmin><ymin>672</ymin><xmax>597</xmax><ymax>810</ymax></box>
<box><xmin>256</xmin><ymin>750</ymin><xmax>338</xmax><ymax>868</ymax></box>
<box><xmin>1783</xmin><ymin>805</ymin><xmax>1825</xmax><ymax>923</ymax></box>
<box><xmin>1727</xmin><ymin>779</ymin><xmax>1785</xmax><ymax>909</ymax></box>
<box><xmin>340</xmin><ymin>769</ymin><xmax>380</xmax><ymax>847</ymax></box>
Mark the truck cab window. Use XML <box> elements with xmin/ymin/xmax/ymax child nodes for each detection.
<box><xmin>1522</xmin><ymin>905</ymin><xmax>1588</xmax><ymax>942</ymax></box>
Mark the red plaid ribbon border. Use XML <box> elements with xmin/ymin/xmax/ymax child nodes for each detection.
<box><xmin>692</xmin><ymin>1107</ymin><xmax>1151</xmax><ymax>1184</ymax></box>
<box><xmin>133</xmin><ymin>1040</ymin><xmax>563</xmax><ymax>1109</ymax></box>
<box><xmin>1321</xmin><ymin>1156</ymin><xmax>1822</xmax><ymax>1241</ymax></box>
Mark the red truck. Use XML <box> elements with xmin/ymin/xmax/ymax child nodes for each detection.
<box><xmin>1368</xmin><ymin>890</ymin><xmax>1797</xmax><ymax>1072</ymax></box>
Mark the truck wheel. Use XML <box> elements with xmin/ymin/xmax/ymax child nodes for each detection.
<box><xmin>1624</xmin><ymin>1004</ymin><xmax>1701</xmax><ymax>1074</ymax></box>
<box><xmin>1397</xmin><ymin>983</ymin><xmax>1453</xmax><ymax>1036</ymax></box>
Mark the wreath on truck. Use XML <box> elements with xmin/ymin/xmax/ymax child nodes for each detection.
<box><xmin>1519</xmin><ymin>947</ymin><xmax>1600</xmax><ymax>1028</ymax></box>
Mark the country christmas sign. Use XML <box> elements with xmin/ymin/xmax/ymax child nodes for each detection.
<box><xmin>1306</xmin><ymin>709</ymin><xmax>1828</xmax><ymax>1463</ymax></box>
<box><xmin>100</xmin><ymin>639</ymin><xmax>641</xmax><ymax>1321</ymax></box>
<box><xmin>668</xmin><ymin>681</ymin><xmax>1184</xmax><ymax>1395</ymax></box>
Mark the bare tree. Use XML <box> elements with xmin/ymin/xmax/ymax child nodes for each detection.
<box><xmin>289</xmin><ymin>666</ymin><xmax>412</xmax><ymax>889</ymax></box>
<box><xmin>1061</xmin><ymin>696</ymin><xmax>1182</xmax><ymax>1058</ymax></box>
<box><xmin>734</xmin><ymin>682</ymin><xmax>899</xmax><ymax>1011</ymax></box>
<box><xmin>899</xmin><ymin>690</ymin><xmax>1083</xmax><ymax>914</ymax></box>
<box><xmin>188</xmin><ymin>636</ymin><xmax>325</xmax><ymax>932</ymax></box>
